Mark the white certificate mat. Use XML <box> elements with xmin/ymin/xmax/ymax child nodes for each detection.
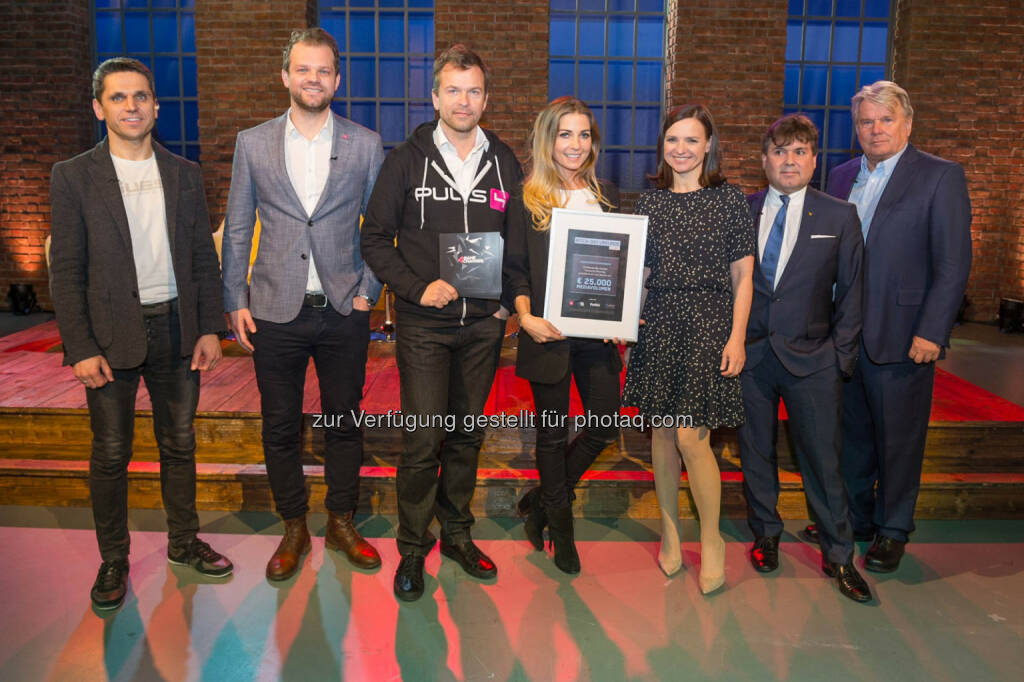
<box><xmin>542</xmin><ymin>208</ymin><xmax>648</xmax><ymax>342</ymax></box>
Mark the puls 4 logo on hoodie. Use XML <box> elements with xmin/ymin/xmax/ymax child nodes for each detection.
<box><xmin>414</xmin><ymin>186</ymin><xmax>509</xmax><ymax>212</ymax></box>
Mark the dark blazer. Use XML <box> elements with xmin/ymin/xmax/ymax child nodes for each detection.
<box><xmin>745</xmin><ymin>187</ymin><xmax>864</xmax><ymax>377</ymax></box>
<box><xmin>49</xmin><ymin>139</ymin><xmax>225</xmax><ymax>369</ymax></box>
<box><xmin>504</xmin><ymin>181</ymin><xmax>623</xmax><ymax>383</ymax></box>
<box><xmin>826</xmin><ymin>145</ymin><xmax>972</xmax><ymax>364</ymax></box>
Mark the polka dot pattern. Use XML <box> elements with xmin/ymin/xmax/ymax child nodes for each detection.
<box><xmin>622</xmin><ymin>183</ymin><xmax>755</xmax><ymax>428</ymax></box>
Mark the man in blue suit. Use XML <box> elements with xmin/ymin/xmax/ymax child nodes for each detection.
<box><xmin>223</xmin><ymin>28</ymin><xmax>384</xmax><ymax>580</ymax></box>
<box><xmin>803</xmin><ymin>81</ymin><xmax>972</xmax><ymax>572</ymax></box>
<box><xmin>739</xmin><ymin>114</ymin><xmax>870</xmax><ymax>602</ymax></box>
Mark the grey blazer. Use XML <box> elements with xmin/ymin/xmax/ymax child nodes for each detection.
<box><xmin>222</xmin><ymin>112</ymin><xmax>385</xmax><ymax>323</ymax></box>
<box><xmin>48</xmin><ymin>139</ymin><xmax>225</xmax><ymax>368</ymax></box>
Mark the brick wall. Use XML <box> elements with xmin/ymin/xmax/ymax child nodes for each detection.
<box><xmin>1</xmin><ymin>1</ymin><xmax>1020</xmax><ymax>320</ymax></box>
<box><xmin>0</xmin><ymin>0</ymin><xmax>92</xmax><ymax>311</ymax></box>
<box><xmin>196</xmin><ymin>0</ymin><xmax>316</xmax><ymax>226</ymax></box>
<box><xmin>892</xmin><ymin>0</ymin><xmax>1024</xmax><ymax>321</ymax></box>
<box><xmin>667</xmin><ymin>1</ymin><xmax>788</xmax><ymax>195</ymax></box>
<box><xmin>434</xmin><ymin>0</ymin><xmax>549</xmax><ymax>173</ymax></box>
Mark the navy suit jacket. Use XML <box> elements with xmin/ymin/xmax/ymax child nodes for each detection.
<box><xmin>745</xmin><ymin>187</ymin><xmax>864</xmax><ymax>378</ymax></box>
<box><xmin>826</xmin><ymin>145</ymin><xmax>972</xmax><ymax>365</ymax></box>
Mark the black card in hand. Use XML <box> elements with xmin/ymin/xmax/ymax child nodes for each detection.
<box><xmin>438</xmin><ymin>232</ymin><xmax>504</xmax><ymax>300</ymax></box>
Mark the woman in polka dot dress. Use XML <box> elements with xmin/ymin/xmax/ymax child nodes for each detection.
<box><xmin>622</xmin><ymin>104</ymin><xmax>755</xmax><ymax>594</ymax></box>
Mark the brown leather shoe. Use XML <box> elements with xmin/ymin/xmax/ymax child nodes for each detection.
<box><xmin>325</xmin><ymin>511</ymin><xmax>382</xmax><ymax>569</ymax></box>
<box><xmin>266</xmin><ymin>516</ymin><xmax>311</xmax><ymax>581</ymax></box>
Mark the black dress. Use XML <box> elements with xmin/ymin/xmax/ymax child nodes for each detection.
<box><xmin>622</xmin><ymin>183</ymin><xmax>754</xmax><ymax>428</ymax></box>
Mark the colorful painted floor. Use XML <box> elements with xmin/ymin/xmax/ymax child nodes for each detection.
<box><xmin>1</xmin><ymin>507</ymin><xmax>1022</xmax><ymax>682</ymax></box>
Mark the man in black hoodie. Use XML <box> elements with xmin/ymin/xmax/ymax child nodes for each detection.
<box><xmin>362</xmin><ymin>44</ymin><xmax>523</xmax><ymax>602</ymax></box>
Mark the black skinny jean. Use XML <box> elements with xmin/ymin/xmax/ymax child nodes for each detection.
<box><xmin>529</xmin><ymin>339</ymin><xmax>621</xmax><ymax>510</ymax></box>
<box><xmin>252</xmin><ymin>304</ymin><xmax>370</xmax><ymax>519</ymax></box>
<box><xmin>87</xmin><ymin>302</ymin><xmax>200</xmax><ymax>562</ymax></box>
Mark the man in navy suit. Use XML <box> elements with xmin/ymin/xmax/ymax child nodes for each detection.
<box><xmin>803</xmin><ymin>81</ymin><xmax>972</xmax><ymax>572</ymax></box>
<box><xmin>739</xmin><ymin>114</ymin><xmax>870</xmax><ymax>602</ymax></box>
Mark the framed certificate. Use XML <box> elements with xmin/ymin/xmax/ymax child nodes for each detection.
<box><xmin>542</xmin><ymin>208</ymin><xmax>648</xmax><ymax>342</ymax></box>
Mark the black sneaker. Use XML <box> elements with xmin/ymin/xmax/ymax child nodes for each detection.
<box><xmin>91</xmin><ymin>559</ymin><xmax>129</xmax><ymax>610</ymax></box>
<box><xmin>168</xmin><ymin>538</ymin><xmax>233</xmax><ymax>577</ymax></box>
<box><xmin>394</xmin><ymin>554</ymin><xmax>426</xmax><ymax>602</ymax></box>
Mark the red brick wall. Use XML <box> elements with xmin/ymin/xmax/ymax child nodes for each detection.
<box><xmin>434</xmin><ymin>0</ymin><xmax>549</xmax><ymax>171</ymax></box>
<box><xmin>893</xmin><ymin>0</ymin><xmax>1024</xmax><ymax>321</ymax></box>
<box><xmin>2</xmin><ymin>0</ymin><xmax>1021</xmax><ymax>320</ymax></box>
<box><xmin>667</xmin><ymin>1</ymin><xmax>788</xmax><ymax>195</ymax></box>
<box><xmin>195</xmin><ymin>0</ymin><xmax>316</xmax><ymax>225</ymax></box>
<box><xmin>0</xmin><ymin>0</ymin><xmax>93</xmax><ymax>311</ymax></box>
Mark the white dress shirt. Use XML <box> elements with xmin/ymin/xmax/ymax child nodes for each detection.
<box><xmin>284</xmin><ymin>110</ymin><xmax>333</xmax><ymax>294</ymax></box>
<box><xmin>433</xmin><ymin>124</ymin><xmax>489</xmax><ymax>198</ymax></box>
<box><xmin>758</xmin><ymin>185</ymin><xmax>807</xmax><ymax>288</ymax></box>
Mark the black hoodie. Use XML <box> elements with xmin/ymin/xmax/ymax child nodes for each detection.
<box><xmin>361</xmin><ymin>121</ymin><xmax>523</xmax><ymax>327</ymax></box>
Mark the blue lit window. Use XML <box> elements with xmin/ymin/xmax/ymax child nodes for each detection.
<box><xmin>93</xmin><ymin>0</ymin><xmax>199</xmax><ymax>162</ymax></box>
<box><xmin>785</xmin><ymin>0</ymin><xmax>891</xmax><ymax>188</ymax></box>
<box><xmin>320</xmin><ymin>0</ymin><xmax>435</xmax><ymax>151</ymax></box>
<box><xmin>549</xmin><ymin>0</ymin><xmax>665</xmax><ymax>190</ymax></box>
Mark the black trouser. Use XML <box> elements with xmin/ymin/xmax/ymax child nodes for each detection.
<box><xmin>738</xmin><ymin>349</ymin><xmax>855</xmax><ymax>565</ymax></box>
<box><xmin>88</xmin><ymin>301</ymin><xmax>200</xmax><ymax>562</ymax></box>
<box><xmin>252</xmin><ymin>305</ymin><xmax>369</xmax><ymax>519</ymax></box>
<box><xmin>841</xmin><ymin>352</ymin><xmax>935</xmax><ymax>543</ymax></box>
<box><xmin>394</xmin><ymin>317</ymin><xmax>504</xmax><ymax>556</ymax></box>
<box><xmin>529</xmin><ymin>339</ymin><xmax>621</xmax><ymax>510</ymax></box>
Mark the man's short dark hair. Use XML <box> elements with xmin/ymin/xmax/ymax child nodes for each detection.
<box><xmin>432</xmin><ymin>44</ymin><xmax>490</xmax><ymax>93</ymax></box>
<box><xmin>762</xmin><ymin>113</ymin><xmax>819</xmax><ymax>156</ymax></box>
<box><xmin>92</xmin><ymin>57</ymin><xmax>155</xmax><ymax>101</ymax></box>
<box><xmin>282</xmin><ymin>27</ymin><xmax>340</xmax><ymax>73</ymax></box>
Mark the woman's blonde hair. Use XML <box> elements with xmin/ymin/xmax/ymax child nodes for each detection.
<box><xmin>523</xmin><ymin>96</ymin><xmax>612</xmax><ymax>231</ymax></box>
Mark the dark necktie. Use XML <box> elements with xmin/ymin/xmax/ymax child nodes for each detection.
<box><xmin>761</xmin><ymin>194</ymin><xmax>789</xmax><ymax>289</ymax></box>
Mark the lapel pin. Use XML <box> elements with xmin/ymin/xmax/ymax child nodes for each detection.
<box><xmin>342</xmin><ymin>134</ymin><xmax>349</xmax><ymax>139</ymax></box>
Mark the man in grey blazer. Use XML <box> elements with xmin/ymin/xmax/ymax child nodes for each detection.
<box><xmin>50</xmin><ymin>58</ymin><xmax>232</xmax><ymax>611</ymax></box>
<box><xmin>222</xmin><ymin>28</ymin><xmax>384</xmax><ymax>581</ymax></box>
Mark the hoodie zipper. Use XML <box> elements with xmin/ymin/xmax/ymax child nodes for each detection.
<box><xmin>431</xmin><ymin>155</ymin><xmax>496</xmax><ymax>326</ymax></box>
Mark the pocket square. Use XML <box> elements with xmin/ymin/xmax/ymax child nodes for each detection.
<box><xmin>810</xmin><ymin>234</ymin><xmax>837</xmax><ymax>239</ymax></box>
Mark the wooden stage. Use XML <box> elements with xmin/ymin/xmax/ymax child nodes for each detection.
<box><xmin>1</xmin><ymin>318</ymin><xmax>1022</xmax><ymax>519</ymax></box>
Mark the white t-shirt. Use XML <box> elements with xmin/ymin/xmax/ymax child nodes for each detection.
<box><xmin>560</xmin><ymin>187</ymin><xmax>602</xmax><ymax>213</ymax></box>
<box><xmin>110</xmin><ymin>153</ymin><xmax>177</xmax><ymax>304</ymax></box>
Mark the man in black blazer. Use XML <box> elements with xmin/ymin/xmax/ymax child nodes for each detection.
<box><xmin>738</xmin><ymin>114</ymin><xmax>870</xmax><ymax>602</ymax></box>
<box><xmin>803</xmin><ymin>81</ymin><xmax>972</xmax><ymax>572</ymax></box>
<box><xmin>49</xmin><ymin>58</ymin><xmax>231</xmax><ymax>610</ymax></box>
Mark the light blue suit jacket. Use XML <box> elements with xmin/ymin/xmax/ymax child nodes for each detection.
<box><xmin>222</xmin><ymin>112</ymin><xmax>384</xmax><ymax>322</ymax></box>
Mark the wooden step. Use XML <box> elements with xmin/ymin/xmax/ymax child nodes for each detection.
<box><xmin>1</xmin><ymin>458</ymin><xmax>1022</xmax><ymax>520</ymax></box>
<box><xmin>3</xmin><ymin>407</ymin><xmax>1022</xmax><ymax>473</ymax></box>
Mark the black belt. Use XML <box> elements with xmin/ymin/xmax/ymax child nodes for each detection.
<box><xmin>141</xmin><ymin>298</ymin><xmax>177</xmax><ymax>317</ymax></box>
<box><xmin>303</xmin><ymin>293</ymin><xmax>328</xmax><ymax>308</ymax></box>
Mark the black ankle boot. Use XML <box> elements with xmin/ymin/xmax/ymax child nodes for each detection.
<box><xmin>547</xmin><ymin>505</ymin><xmax>580</xmax><ymax>574</ymax></box>
<box><xmin>517</xmin><ymin>487</ymin><xmax>547</xmax><ymax>551</ymax></box>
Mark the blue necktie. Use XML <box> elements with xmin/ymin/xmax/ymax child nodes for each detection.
<box><xmin>761</xmin><ymin>194</ymin><xmax>789</xmax><ymax>289</ymax></box>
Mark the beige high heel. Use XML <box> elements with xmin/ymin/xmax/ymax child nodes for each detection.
<box><xmin>658</xmin><ymin>509</ymin><xmax>683</xmax><ymax>577</ymax></box>
<box><xmin>658</xmin><ymin>543</ymin><xmax>683</xmax><ymax>577</ymax></box>
<box><xmin>698</xmin><ymin>534</ymin><xmax>726</xmax><ymax>595</ymax></box>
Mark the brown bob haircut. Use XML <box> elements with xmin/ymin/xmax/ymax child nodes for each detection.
<box><xmin>650</xmin><ymin>104</ymin><xmax>725</xmax><ymax>190</ymax></box>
